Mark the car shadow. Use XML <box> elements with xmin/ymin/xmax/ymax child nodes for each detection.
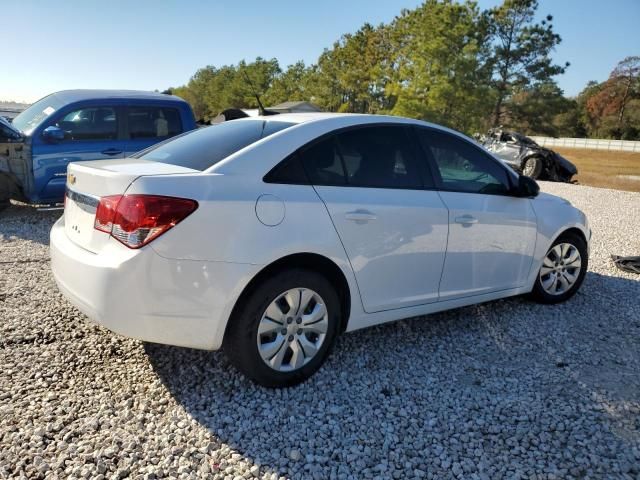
<box><xmin>0</xmin><ymin>201</ymin><xmax>61</xmax><ymax>247</ymax></box>
<box><xmin>145</xmin><ymin>270</ymin><xmax>640</xmax><ymax>477</ymax></box>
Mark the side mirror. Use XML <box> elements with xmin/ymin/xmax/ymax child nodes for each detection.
<box><xmin>42</xmin><ymin>126</ymin><xmax>65</xmax><ymax>142</ymax></box>
<box><xmin>513</xmin><ymin>175</ymin><xmax>540</xmax><ymax>198</ymax></box>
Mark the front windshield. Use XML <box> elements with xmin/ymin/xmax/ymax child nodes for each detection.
<box><xmin>11</xmin><ymin>94</ymin><xmax>65</xmax><ymax>135</ymax></box>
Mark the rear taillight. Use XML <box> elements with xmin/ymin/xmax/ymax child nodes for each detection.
<box><xmin>94</xmin><ymin>194</ymin><xmax>198</xmax><ymax>249</ymax></box>
<box><xmin>94</xmin><ymin>195</ymin><xmax>122</xmax><ymax>233</ymax></box>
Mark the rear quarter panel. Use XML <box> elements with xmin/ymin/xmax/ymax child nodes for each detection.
<box><xmin>125</xmin><ymin>172</ymin><xmax>365</xmax><ymax>330</ymax></box>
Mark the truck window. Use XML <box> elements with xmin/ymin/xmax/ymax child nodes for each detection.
<box><xmin>127</xmin><ymin>107</ymin><xmax>182</xmax><ymax>139</ymax></box>
<box><xmin>55</xmin><ymin>107</ymin><xmax>118</xmax><ymax>141</ymax></box>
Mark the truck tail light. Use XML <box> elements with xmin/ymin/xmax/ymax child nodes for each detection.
<box><xmin>94</xmin><ymin>194</ymin><xmax>198</xmax><ymax>248</ymax></box>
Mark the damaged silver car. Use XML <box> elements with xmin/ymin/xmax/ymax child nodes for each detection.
<box><xmin>481</xmin><ymin>129</ymin><xmax>577</xmax><ymax>182</ymax></box>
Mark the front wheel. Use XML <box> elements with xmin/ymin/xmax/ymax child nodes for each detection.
<box><xmin>529</xmin><ymin>232</ymin><xmax>588</xmax><ymax>304</ymax></box>
<box><xmin>522</xmin><ymin>156</ymin><xmax>543</xmax><ymax>179</ymax></box>
<box><xmin>224</xmin><ymin>269</ymin><xmax>341</xmax><ymax>387</ymax></box>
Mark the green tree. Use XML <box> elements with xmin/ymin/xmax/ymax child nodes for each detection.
<box><xmin>172</xmin><ymin>66</ymin><xmax>218</xmax><ymax>120</ymax></box>
<box><xmin>488</xmin><ymin>0</ymin><xmax>568</xmax><ymax>126</ymax></box>
<box><xmin>506</xmin><ymin>81</ymin><xmax>572</xmax><ymax>136</ymax></box>
<box><xmin>386</xmin><ymin>0</ymin><xmax>493</xmax><ymax>133</ymax></box>
<box><xmin>264</xmin><ymin>61</ymin><xmax>313</xmax><ymax>106</ymax></box>
<box><xmin>309</xmin><ymin>23</ymin><xmax>392</xmax><ymax>113</ymax></box>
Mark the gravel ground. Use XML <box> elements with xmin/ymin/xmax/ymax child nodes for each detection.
<box><xmin>1</xmin><ymin>182</ymin><xmax>639</xmax><ymax>480</ymax></box>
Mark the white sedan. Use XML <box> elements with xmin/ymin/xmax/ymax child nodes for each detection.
<box><xmin>51</xmin><ymin>113</ymin><xmax>590</xmax><ymax>387</ymax></box>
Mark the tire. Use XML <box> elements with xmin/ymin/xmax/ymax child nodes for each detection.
<box><xmin>0</xmin><ymin>188</ymin><xmax>10</xmax><ymax>213</ymax></box>
<box><xmin>529</xmin><ymin>231</ymin><xmax>588</xmax><ymax>304</ymax></box>
<box><xmin>0</xmin><ymin>172</ymin><xmax>18</xmax><ymax>211</ymax></box>
<box><xmin>522</xmin><ymin>156</ymin><xmax>543</xmax><ymax>179</ymax></box>
<box><xmin>224</xmin><ymin>268</ymin><xmax>341</xmax><ymax>387</ymax></box>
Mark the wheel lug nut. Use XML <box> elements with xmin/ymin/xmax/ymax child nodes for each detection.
<box><xmin>280</xmin><ymin>328</ymin><xmax>287</xmax><ymax>335</ymax></box>
<box><xmin>286</xmin><ymin>317</ymin><xmax>293</xmax><ymax>324</ymax></box>
<box><xmin>296</xmin><ymin>318</ymin><xmax>302</xmax><ymax>324</ymax></box>
<box><xmin>297</xmin><ymin>329</ymin><xmax>302</xmax><ymax>335</ymax></box>
<box><xmin>288</xmin><ymin>335</ymin><xmax>294</xmax><ymax>342</ymax></box>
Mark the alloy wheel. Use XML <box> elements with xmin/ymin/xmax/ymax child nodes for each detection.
<box><xmin>256</xmin><ymin>288</ymin><xmax>329</xmax><ymax>372</ymax></box>
<box><xmin>523</xmin><ymin>158</ymin><xmax>538</xmax><ymax>177</ymax></box>
<box><xmin>540</xmin><ymin>243</ymin><xmax>582</xmax><ymax>295</ymax></box>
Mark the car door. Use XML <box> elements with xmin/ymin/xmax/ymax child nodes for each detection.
<box><xmin>414</xmin><ymin>127</ymin><xmax>537</xmax><ymax>301</ymax></box>
<box><xmin>33</xmin><ymin>105</ymin><xmax>126</xmax><ymax>202</ymax></box>
<box><xmin>123</xmin><ymin>105</ymin><xmax>184</xmax><ymax>156</ymax></box>
<box><xmin>300</xmin><ymin>125</ymin><xmax>449</xmax><ymax>313</ymax></box>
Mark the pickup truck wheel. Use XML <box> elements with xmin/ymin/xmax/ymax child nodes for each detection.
<box><xmin>522</xmin><ymin>156</ymin><xmax>543</xmax><ymax>179</ymax></box>
<box><xmin>0</xmin><ymin>189</ymin><xmax>10</xmax><ymax>212</ymax></box>
<box><xmin>0</xmin><ymin>173</ymin><xmax>17</xmax><ymax>212</ymax></box>
<box><xmin>224</xmin><ymin>268</ymin><xmax>341</xmax><ymax>388</ymax></box>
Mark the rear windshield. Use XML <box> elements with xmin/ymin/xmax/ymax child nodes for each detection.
<box><xmin>135</xmin><ymin>119</ymin><xmax>295</xmax><ymax>171</ymax></box>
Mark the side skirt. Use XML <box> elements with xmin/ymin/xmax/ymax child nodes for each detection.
<box><xmin>345</xmin><ymin>286</ymin><xmax>530</xmax><ymax>332</ymax></box>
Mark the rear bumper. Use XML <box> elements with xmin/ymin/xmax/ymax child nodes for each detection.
<box><xmin>50</xmin><ymin>216</ymin><xmax>259</xmax><ymax>350</ymax></box>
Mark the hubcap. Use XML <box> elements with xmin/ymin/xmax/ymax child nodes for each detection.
<box><xmin>540</xmin><ymin>243</ymin><xmax>582</xmax><ymax>295</ymax></box>
<box><xmin>257</xmin><ymin>288</ymin><xmax>329</xmax><ymax>372</ymax></box>
<box><xmin>523</xmin><ymin>158</ymin><xmax>537</xmax><ymax>177</ymax></box>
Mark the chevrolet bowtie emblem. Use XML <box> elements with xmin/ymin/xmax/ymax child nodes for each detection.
<box><xmin>67</xmin><ymin>173</ymin><xmax>76</xmax><ymax>185</ymax></box>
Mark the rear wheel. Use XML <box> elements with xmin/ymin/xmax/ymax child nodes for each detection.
<box><xmin>224</xmin><ymin>269</ymin><xmax>341</xmax><ymax>387</ymax></box>
<box><xmin>522</xmin><ymin>156</ymin><xmax>543</xmax><ymax>179</ymax></box>
<box><xmin>529</xmin><ymin>232</ymin><xmax>588</xmax><ymax>304</ymax></box>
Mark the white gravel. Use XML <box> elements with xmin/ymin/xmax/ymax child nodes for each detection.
<box><xmin>1</xmin><ymin>182</ymin><xmax>639</xmax><ymax>480</ymax></box>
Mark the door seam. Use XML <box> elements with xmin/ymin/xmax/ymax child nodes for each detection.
<box><xmin>435</xmin><ymin>190</ymin><xmax>451</xmax><ymax>301</ymax></box>
<box><xmin>309</xmin><ymin>184</ymin><xmax>368</xmax><ymax>313</ymax></box>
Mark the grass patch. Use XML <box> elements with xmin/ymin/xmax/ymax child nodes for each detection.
<box><xmin>553</xmin><ymin>147</ymin><xmax>640</xmax><ymax>193</ymax></box>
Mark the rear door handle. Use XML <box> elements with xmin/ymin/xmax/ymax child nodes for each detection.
<box><xmin>455</xmin><ymin>215</ymin><xmax>478</xmax><ymax>225</ymax></box>
<box><xmin>101</xmin><ymin>148</ymin><xmax>122</xmax><ymax>156</ymax></box>
<box><xmin>345</xmin><ymin>210</ymin><xmax>377</xmax><ymax>223</ymax></box>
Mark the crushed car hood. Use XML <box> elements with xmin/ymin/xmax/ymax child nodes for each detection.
<box><xmin>552</xmin><ymin>152</ymin><xmax>578</xmax><ymax>175</ymax></box>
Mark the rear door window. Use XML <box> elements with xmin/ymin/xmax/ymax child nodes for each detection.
<box><xmin>127</xmin><ymin>106</ymin><xmax>182</xmax><ymax>139</ymax></box>
<box><xmin>299</xmin><ymin>137</ymin><xmax>347</xmax><ymax>185</ymax></box>
<box><xmin>137</xmin><ymin>119</ymin><xmax>294</xmax><ymax>171</ymax></box>
<box><xmin>335</xmin><ymin>126</ymin><xmax>423</xmax><ymax>189</ymax></box>
<box><xmin>55</xmin><ymin>107</ymin><xmax>118</xmax><ymax>141</ymax></box>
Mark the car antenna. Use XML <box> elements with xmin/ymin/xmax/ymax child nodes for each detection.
<box><xmin>242</xmin><ymin>70</ymin><xmax>277</xmax><ymax>116</ymax></box>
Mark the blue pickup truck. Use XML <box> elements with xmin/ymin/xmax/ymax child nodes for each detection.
<box><xmin>0</xmin><ymin>90</ymin><xmax>196</xmax><ymax>207</ymax></box>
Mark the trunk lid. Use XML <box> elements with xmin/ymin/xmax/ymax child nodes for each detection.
<box><xmin>64</xmin><ymin>159</ymin><xmax>197</xmax><ymax>253</ymax></box>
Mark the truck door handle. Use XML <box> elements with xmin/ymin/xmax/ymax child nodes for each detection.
<box><xmin>101</xmin><ymin>148</ymin><xmax>122</xmax><ymax>156</ymax></box>
<box><xmin>455</xmin><ymin>215</ymin><xmax>478</xmax><ymax>225</ymax></box>
<box><xmin>345</xmin><ymin>210</ymin><xmax>377</xmax><ymax>223</ymax></box>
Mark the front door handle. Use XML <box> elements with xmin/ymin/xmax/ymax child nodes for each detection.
<box><xmin>455</xmin><ymin>215</ymin><xmax>478</xmax><ymax>225</ymax></box>
<box><xmin>345</xmin><ymin>210</ymin><xmax>377</xmax><ymax>223</ymax></box>
<box><xmin>101</xmin><ymin>148</ymin><xmax>122</xmax><ymax>156</ymax></box>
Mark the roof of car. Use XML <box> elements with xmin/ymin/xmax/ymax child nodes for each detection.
<box><xmin>49</xmin><ymin>89</ymin><xmax>185</xmax><ymax>103</ymax></box>
<box><xmin>251</xmin><ymin>112</ymin><xmax>420</xmax><ymax>125</ymax></box>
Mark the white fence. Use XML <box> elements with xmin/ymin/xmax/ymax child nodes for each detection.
<box><xmin>529</xmin><ymin>136</ymin><xmax>640</xmax><ymax>152</ymax></box>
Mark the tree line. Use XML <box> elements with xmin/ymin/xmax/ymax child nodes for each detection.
<box><xmin>168</xmin><ymin>0</ymin><xmax>640</xmax><ymax>140</ymax></box>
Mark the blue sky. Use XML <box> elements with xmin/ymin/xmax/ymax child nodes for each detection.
<box><xmin>2</xmin><ymin>0</ymin><xmax>638</xmax><ymax>103</ymax></box>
